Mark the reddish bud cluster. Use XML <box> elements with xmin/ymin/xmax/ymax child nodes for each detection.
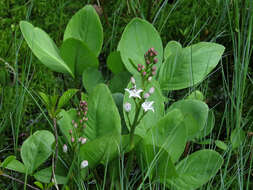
<box><xmin>69</xmin><ymin>100</ymin><xmax>88</xmax><ymax>145</ymax></box>
<box><xmin>137</xmin><ymin>47</ymin><xmax>158</xmax><ymax>82</ymax></box>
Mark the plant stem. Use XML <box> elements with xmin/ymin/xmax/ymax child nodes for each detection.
<box><xmin>0</xmin><ymin>173</ymin><xmax>40</xmax><ymax>190</ymax></box>
<box><xmin>52</xmin><ymin>117</ymin><xmax>59</xmax><ymax>190</ymax></box>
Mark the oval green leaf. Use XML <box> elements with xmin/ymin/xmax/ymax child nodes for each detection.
<box><xmin>64</xmin><ymin>5</ymin><xmax>103</xmax><ymax>57</ymax></box>
<box><xmin>167</xmin><ymin>99</ymin><xmax>209</xmax><ymax>140</ymax></box>
<box><xmin>167</xmin><ymin>150</ymin><xmax>223</xmax><ymax>190</ymax></box>
<box><xmin>20</xmin><ymin>21</ymin><xmax>74</xmax><ymax>77</ymax></box>
<box><xmin>118</xmin><ymin>18</ymin><xmax>163</xmax><ymax>76</ymax></box>
<box><xmin>21</xmin><ymin>130</ymin><xmax>55</xmax><ymax>174</ymax></box>
<box><xmin>159</xmin><ymin>42</ymin><xmax>225</xmax><ymax>90</ymax></box>
<box><xmin>84</xmin><ymin>84</ymin><xmax>121</xmax><ymax>140</ymax></box>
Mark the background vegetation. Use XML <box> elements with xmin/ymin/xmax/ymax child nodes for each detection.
<box><xmin>0</xmin><ymin>0</ymin><xmax>252</xmax><ymax>189</ymax></box>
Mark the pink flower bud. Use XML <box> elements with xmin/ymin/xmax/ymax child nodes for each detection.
<box><xmin>138</xmin><ymin>64</ymin><xmax>142</xmax><ymax>68</ymax></box>
<box><xmin>141</xmin><ymin>65</ymin><xmax>145</xmax><ymax>69</ymax></box>
<box><xmin>149</xmin><ymin>87</ymin><xmax>155</xmax><ymax>94</ymax></box>
<box><xmin>152</xmin><ymin>66</ymin><xmax>157</xmax><ymax>71</ymax></box>
<box><xmin>130</xmin><ymin>77</ymin><xmax>135</xmax><ymax>84</ymax></box>
<box><xmin>146</xmin><ymin>60</ymin><xmax>150</xmax><ymax>65</ymax></box>
<box><xmin>150</xmin><ymin>47</ymin><xmax>154</xmax><ymax>51</ymax></box>
<box><xmin>69</xmin><ymin>129</ymin><xmax>73</xmax><ymax>134</ymax></box>
<box><xmin>152</xmin><ymin>71</ymin><xmax>156</xmax><ymax>76</ymax></box>
<box><xmin>153</xmin><ymin>58</ymin><xmax>158</xmax><ymax>63</ymax></box>
<box><xmin>71</xmin><ymin>137</ymin><xmax>75</xmax><ymax>143</ymax></box>
<box><xmin>153</xmin><ymin>51</ymin><xmax>158</xmax><ymax>56</ymax></box>
<box><xmin>72</xmin><ymin>120</ymin><xmax>75</xmax><ymax>124</ymax></box>
<box><xmin>142</xmin><ymin>71</ymin><xmax>147</xmax><ymax>76</ymax></box>
<box><xmin>143</xmin><ymin>93</ymin><xmax>150</xmax><ymax>99</ymax></box>
<box><xmin>63</xmin><ymin>144</ymin><xmax>68</xmax><ymax>153</ymax></box>
<box><xmin>138</xmin><ymin>67</ymin><xmax>141</xmax><ymax>72</ymax></box>
<box><xmin>150</xmin><ymin>52</ymin><xmax>153</xmax><ymax>56</ymax></box>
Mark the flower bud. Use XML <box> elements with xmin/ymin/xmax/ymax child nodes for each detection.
<box><xmin>142</xmin><ymin>71</ymin><xmax>147</xmax><ymax>76</ymax></box>
<box><xmin>81</xmin><ymin>137</ymin><xmax>87</xmax><ymax>144</ymax></box>
<box><xmin>124</xmin><ymin>102</ymin><xmax>131</xmax><ymax>112</ymax></box>
<box><xmin>81</xmin><ymin>160</ymin><xmax>88</xmax><ymax>169</ymax></box>
<box><xmin>130</xmin><ymin>77</ymin><xmax>135</xmax><ymax>84</ymax></box>
<box><xmin>143</xmin><ymin>93</ymin><xmax>150</xmax><ymax>99</ymax></box>
<box><xmin>63</xmin><ymin>144</ymin><xmax>68</xmax><ymax>153</ymax></box>
<box><xmin>152</xmin><ymin>71</ymin><xmax>156</xmax><ymax>76</ymax></box>
<box><xmin>149</xmin><ymin>87</ymin><xmax>155</xmax><ymax>94</ymax></box>
<box><xmin>148</xmin><ymin>76</ymin><xmax>152</xmax><ymax>81</ymax></box>
<box><xmin>71</xmin><ymin>137</ymin><xmax>75</xmax><ymax>143</ymax></box>
<box><xmin>152</xmin><ymin>66</ymin><xmax>157</xmax><ymax>71</ymax></box>
<box><xmin>153</xmin><ymin>58</ymin><xmax>158</xmax><ymax>63</ymax></box>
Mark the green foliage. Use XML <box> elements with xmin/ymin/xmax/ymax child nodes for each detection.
<box><xmin>159</xmin><ymin>42</ymin><xmax>225</xmax><ymax>90</ymax></box>
<box><xmin>167</xmin><ymin>99</ymin><xmax>209</xmax><ymax>140</ymax></box>
<box><xmin>60</xmin><ymin>38</ymin><xmax>99</xmax><ymax>76</ymax></box>
<box><xmin>106</xmin><ymin>51</ymin><xmax>125</xmax><ymax>74</ymax></box>
<box><xmin>21</xmin><ymin>130</ymin><xmax>55</xmax><ymax>174</ymax></box>
<box><xmin>167</xmin><ymin>150</ymin><xmax>224</xmax><ymax>190</ymax></box>
<box><xmin>20</xmin><ymin>21</ymin><xmax>74</xmax><ymax>77</ymax></box>
<box><xmin>64</xmin><ymin>5</ymin><xmax>103</xmax><ymax>57</ymax></box>
<box><xmin>82</xmin><ymin>67</ymin><xmax>104</xmax><ymax>94</ymax></box>
<box><xmin>118</xmin><ymin>18</ymin><xmax>163</xmax><ymax>76</ymax></box>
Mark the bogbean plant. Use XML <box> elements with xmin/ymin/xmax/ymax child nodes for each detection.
<box><xmin>0</xmin><ymin>4</ymin><xmax>226</xmax><ymax>190</ymax></box>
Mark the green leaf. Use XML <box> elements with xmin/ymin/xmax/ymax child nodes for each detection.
<box><xmin>1</xmin><ymin>155</ymin><xmax>16</xmax><ymax>168</ymax></box>
<box><xmin>167</xmin><ymin>150</ymin><xmax>223</xmax><ymax>190</ymax></box>
<box><xmin>106</xmin><ymin>51</ymin><xmax>125</xmax><ymax>74</ymax></box>
<box><xmin>1</xmin><ymin>156</ymin><xmax>26</xmax><ymax>174</ymax></box>
<box><xmin>34</xmin><ymin>181</ymin><xmax>44</xmax><ymax>190</ymax></box>
<box><xmin>33</xmin><ymin>166</ymin><xmax>68</xmax><ymax>184</ymax></box>
<box><xmin>84</xmin><ymin>84</ymin><xmax>121</xmax><ymax>140</ymax></box>
<box><xmin>64</xmin><ymin>5</ymin><xmax>103</xmax><ymax>57</ymax></box>
<box><xmin>158</xmin><ymin>42</ymin><xmax>225</xmax><ymax>90</ymax></box>
<box><xmin>195</xmin><ymin>110</ymin><xmax>215</xmax><ymax>139</ymax></box>
<box><xmin>109</xmin><ymin>71</ymin><xmax>131</xmax><ymax>93</ymax></box>
<box><xmin>79</xmin><ymin>134</ymin><xmax>121</xmax><ymax>168</ymax></box>
<box><xmin>142</xmin><ymin>109</ymin><xmax>187</xmax><ymax>163</ymax></box>
<box><xmin>123</xmin><ymin>79</ymin><xmax>164</xmax><ymax>138</ymax></box>
<box><xmin>60</xmin><ymin>38</ymin><xmax>99</xmax><ymax>76</ymax></box>
<box><xmin>21</xmin><ymin>130</ymin><xmax>55</xmax><ymax>174</ymax></box>
<box><xmin>57</xmin><ymin>109</ymin><xmax>78</xmax><ymax>145</ymax></box>
<box><xmin>215</xmin><ymin>140</ymin><xmax>228</xmax><ymax>150</ymax></box>
<box><xmin>230</xmin><ymin>128</ymin><xmax>246</xmax><ymax>149</ymax></box>
<box><xmin>57</xmin><ymin>89</ymin><xmax>78</xmax><ymax>110</ymax></box>
<box><xmin>164</xmin><ymin>40</ymin><xmax>182</xmax><ymax>60</ymax></box>
<box><xmin>38</xmin><ymin>92</ymin><xmax>50</xmax><ymax>109</ymax></box>
<box><xmin>19</xmin><ymin>21</ymin><xmax>74</xmax><ymax>77</ymax></box>
<box><xmin>137</xmin><ymin>143</ymin><xmax>177</xmax><ymax>180</ymax></box>
<box><xmin>82</xmin><ymin>67</ymin><xmax>104</xmax><ymax>94</ymax></box>
<box><xmin>167</xmin><ymin>99</ymin><xmax>209</xmax><ymax>140</ymax></box>
<box><xmin>118</xmin><ymin>18</ymin><xmax>163</xmax><ymax>76</ymax></box>
<box><xmin>186</xmin><ymin>90</ymin><xmax>204</xmax><ymax>101</ymax></box>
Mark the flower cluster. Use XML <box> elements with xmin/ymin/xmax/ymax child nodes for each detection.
<box><xmin>63</xmin><ymin>100</ymin><xmax>88</xmax><ymax>152</ymax></box>
<box><xmin>63</xmin><ymin>100</ymin><xmax>89</xmax><ymax>169</ymax></box>
<box><xmin>137</xmin><ymin>47</ymin><xmax>158</xmax><ymax>81</ymax></box>
<box><xmin>124</xmin><ymin>77</ymin><xmax>155</xmax><ymax>113</ymax></box>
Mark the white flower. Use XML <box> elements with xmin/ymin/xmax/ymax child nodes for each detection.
<box><xmin>81</xmin><ymin>160</ymin><xmax>88</xmax><ymax>169</ymax></box>
<box><xmin>125</xmin><ymin>88</ymin><xmax>143</xmax><ymax>99</ymax></box>
<box><xmin>124</xmin><ymin>102</ymin><xmax>131</xmax><ymax>112</ymax></box>
<box><xmin>142</xmin><ymin>101</ymin><xmax>154</xmax><ymax>112</ymax></box>
<box><xmin>63</xmin><ymin>144</ymin><xmax>68</xmax><ymax>153</ymax></box>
